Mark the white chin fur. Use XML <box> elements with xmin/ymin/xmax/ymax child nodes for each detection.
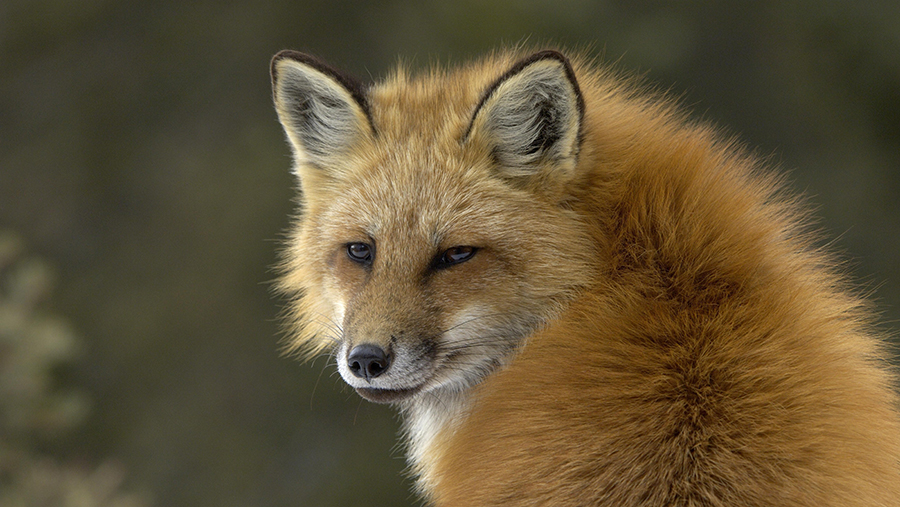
<box><xmin>401</xmin><ymin>387</ymin><xmax>471</xmax><ymax>488</ymax></box>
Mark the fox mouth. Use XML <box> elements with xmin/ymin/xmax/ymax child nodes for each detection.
<box><xmin>356</xmin><ymin>386</ymin><xmax>421</xmax><ymax>403</ymax></box>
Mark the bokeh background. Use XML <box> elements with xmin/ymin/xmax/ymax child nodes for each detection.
<box><xmin>2</xmin><ymin>1</ymin><xmax>899</xmax><ymax>506</ymax></box>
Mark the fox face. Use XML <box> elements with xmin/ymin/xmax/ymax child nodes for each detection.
<box><xmin>272</xmin><ymin>51</ymin><xmax>592</xmax><ymax>405</ymax></box>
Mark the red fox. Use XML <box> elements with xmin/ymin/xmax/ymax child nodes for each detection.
<box><xmin>270</xmin><ymin>48</ymin><xmax>900</xmax><ymax>506</ymax></box>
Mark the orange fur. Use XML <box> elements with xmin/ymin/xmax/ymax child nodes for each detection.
<box><xmin>271</xmin><ymin>48</ymin><xmax>900</xmax><ymax>506</ymax></box>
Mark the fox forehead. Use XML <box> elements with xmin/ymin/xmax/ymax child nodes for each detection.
<box><xmin>314</xmin><ymin>156</ymin><xmax>516</xmax><ymax>249</ymax></box>
<box><xmin>366</xmin><ymin>65</ymin><xmax>488</xmax><ymax>142</ymax></box>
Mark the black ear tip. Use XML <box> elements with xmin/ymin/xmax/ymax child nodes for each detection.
<box><xmin>508</xmin><ymin>49</ymin><xmax>576</xmax><ymax>78</ymax></box>
<box><xmin>270</xmin><ymin>50</ymin><xmax>295</xmax><ymax>84</ymax></box>
<box><xmin>497</xmin><ymin>49</ymin><xmax>575</xmax><ymax>83</ymax></box>
<box><xmin>272</xmin><ymin>49</ymin><xmax>305</xmax><ymax>63</ymax></box>
<box><xmin>270</xmin><ymin>50</ymin><xmax>321</xmax><ymax>83</ymax></box>
<box><xmin>523</xmin><ymin>49</ymin><xmax>584</xmax><ymax>118</ymax></box>
<box><xmin>527</xmin><ymin>49</ymin><xmax>570</xmax><ymax>65</ymax></box>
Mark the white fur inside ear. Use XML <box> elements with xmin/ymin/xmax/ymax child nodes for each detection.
<box><xmin>470</xmin><ymin>58</ymin><xmax>582</xmax><ymax>180</ymax></box>
<box><xmin>273</xmin><ymin>60</ymin><xmax>371</xmax><ymax>169</ymax></box>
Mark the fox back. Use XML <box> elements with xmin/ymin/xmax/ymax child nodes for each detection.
<box><xmin>271</xmin><ymin>49</ymin><xmax>900</xmax><ymax>506</ymax></box>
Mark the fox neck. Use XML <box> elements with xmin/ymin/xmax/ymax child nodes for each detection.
<box><xmin>400</xmin><ymin>386</ymin><xmax>473</xmax><ymax>494</ymax></box>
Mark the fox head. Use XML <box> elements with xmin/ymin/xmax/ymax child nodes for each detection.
<box><xmin>271</xmin><ymin>50</ymin><xmax>593</xmax><ymax>404</ymax></box>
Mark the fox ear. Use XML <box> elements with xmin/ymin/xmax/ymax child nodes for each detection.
<box><xmin>271</xmin><ymin>51</ymin><xmax>375</xmax><ymax>177</ymax></box>
<box><xmin>466</xmin><ymin>50</ymin><xmax>584</xmax><ymax>189</ymax></box>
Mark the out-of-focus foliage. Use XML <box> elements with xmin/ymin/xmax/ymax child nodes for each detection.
<box><xmin>0</xmin><ymin>1</ymin><xmax>898</xmax><ymax>506</ymax></box>
<box><xmin>0</xmin><ymin>231</ymin><xmax>151</xmax><ymax>507</ymax></box>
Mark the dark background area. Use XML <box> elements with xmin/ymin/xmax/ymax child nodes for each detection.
<box><xmin>1</xmin><ymin>1</ymin><xmax>898</xmax><ymax>506</ymax></box>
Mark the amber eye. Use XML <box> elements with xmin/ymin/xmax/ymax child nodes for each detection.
<box><xmin>347</xmin><ymin>242</ymin><xmax>373</xmax><ymax>264</ymax></box>
<box><xmin>437</xmin><ymin>246</ymin><xmax>477</xmax><ymax>268</ymax></box>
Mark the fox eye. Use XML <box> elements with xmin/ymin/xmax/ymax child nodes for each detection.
<box><xmin>347</xmin><ymin>242</ymin><xmax>373</xmax><ymax>264</ymax></box>
<box><xmin>438</xmin><ymin>246</ymin><xmax>477</xmax><ymax>267</ymax></box>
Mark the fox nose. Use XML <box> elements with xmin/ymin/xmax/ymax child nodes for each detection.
<box><xmin>347</xmin><ymin>344</ymin><xmax>390</xmax><ymax>381</ymax></box>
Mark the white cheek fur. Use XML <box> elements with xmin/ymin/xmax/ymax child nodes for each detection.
<box><xmin>431</xmin><ymin>305</ymin><xmax>519</xmax><ymax>391</ymax></box>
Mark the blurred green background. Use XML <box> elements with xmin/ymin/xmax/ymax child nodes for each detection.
<box><xmin>1</xmin><ymin>1</ymin><xmax>898</xmax><ymax>506</ymax></box>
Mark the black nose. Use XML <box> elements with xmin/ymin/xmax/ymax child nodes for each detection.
<box><xmin>347</xmin><ymin>344</ymin><xmax>390</xmax><ymax>381</ymax></box>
